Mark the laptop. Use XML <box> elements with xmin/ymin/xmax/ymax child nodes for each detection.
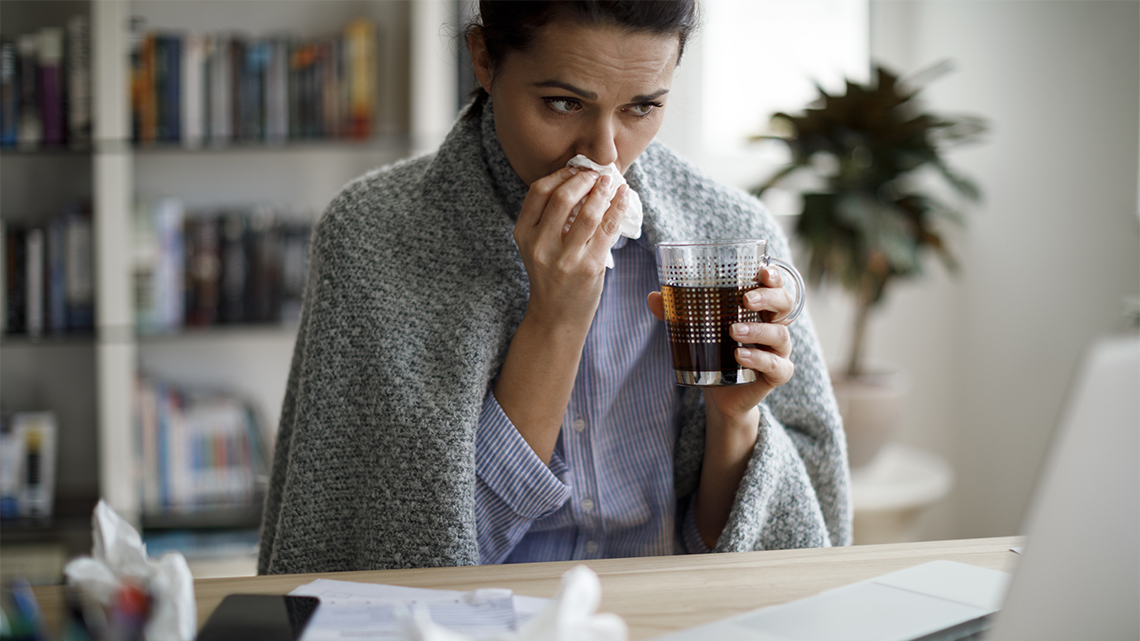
<box><xmin>652</xmin><ymin>333</ymin><xmax>1139</xmax><ymax>641</ymax></box>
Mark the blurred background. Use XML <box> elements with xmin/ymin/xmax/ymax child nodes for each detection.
<box><xmin>1</xmin><ymin>0</ymin><xmax>1137</xmax><ymax>584</ymax></box>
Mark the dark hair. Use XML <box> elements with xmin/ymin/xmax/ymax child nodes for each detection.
<box><xmin>464</xmin><ymin>0</ymin><xmax>699</xmax><ymax>119</ymax></box>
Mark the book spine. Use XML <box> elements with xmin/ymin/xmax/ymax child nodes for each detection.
<box><xmin>139</xmin><ymin>33</ymin><xmax>157</xmax><ymax>144</ymax></box>
<box><xmin>25</xmin><ymin>227</ymin><xmax>44</xmax><ymax>337</ymax></box>
<box><xmin>133</xmin><ymin>200</ymin><xmax>159</xmax><ymax>334</ymax></box>
<box><xmin>346</xmin><ymin>19</ymin><xmax>377</xmax><ymax>140</ymax></box>
<box><xmin>5</xmin><ymin>224</ymin><xmax>25</xmax><ymax>334</ymax></box>
<box><xmin>137</xmin><ymin>378</ymin><xmax>161</xmax><ymax>514</ymax></box>
<box><xmin>154</xmin><ymin>198</ymin><xmax>185</xmax><ymax>331</ymax></box>
<box><xmin>186</xmin><ymin>215</ymin><xmax>221</xmax><ymax>327</ymax></box>
<box><xmin>47</xmin><ymin>216</ymin><xmax>66</xmax><ymax>334</ymax></box>
<box><xmin>64</xmin><ymin>209</ymin><xmax>94</xmax><ymax>331</ymax></box>
<box><xmin>17</xmin><ymin>34</ymin><xmax>41</xmax><ymax>148</ymax></box>
<box><xmin>220</xmin><ymin>211</ymin><xmax>247</xmax><ymax>323</ymax></box>
<box><xmin>163</xmin><ymin>35</ymin><xmax>181</xmax><ymax>143</ymax></box>
<box><xmin>38</xmin><ymin>28</ymin><xmax>65</xmax><ymax>146</ymax></box>
<box><xmin>66</xmin><ymin>16</ymin><xmax>91</xmax><ymax>146</ymax></box>
<box><xmin>0</xmin><ymin>39</ymin><xmax>18</xmax><ymax>147</ymax></box>
<box><xmin>209</xmin><ymin>35</ymin><xmax>232</xmax><ymax>143</ymax></box>
<box><xmin>181</xmin><ymin>33</ymin><xmax>204</xmax><ymax>148</ymax></box>
<box><xmin>229</xmin><ymin>38</ymin><xmax>244</xmax><ymax>141</ymax></box>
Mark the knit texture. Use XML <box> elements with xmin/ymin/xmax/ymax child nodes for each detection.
<box><xmin>257</xmin><ymin>101</ymin><xmax>852</xmax><ymax>575</ymax></box>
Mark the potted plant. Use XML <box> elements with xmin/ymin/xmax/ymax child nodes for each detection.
<box><xmin>753</xmin><ymin>63</ymin><xmax>987</xmax><ymax>467</ymax></box>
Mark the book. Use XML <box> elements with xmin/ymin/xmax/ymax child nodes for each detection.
<box><xmin>64</xmin><ymin>206</ymin><xmax>94</xmax><ymax>331</ymax></box>
<box><xmin>219</xmin><ymin>210</ymin><xmax>247</xmax><ymax>323</ymax></box>
<box><xmin>17</xmin><ymin>34</ymin><xmax>41</xmax><ymax>148</ymax></box>
<box><xmin>208</xmin><ymin>34</ymin><xmax>233</xmax><ymax>143</ymax></box>
<box><xmin>66</xmin><ymin>15</ymin><xmax>91</xmax><ymax>146</ymax></box>
<box><xmin>154</xmin><ymin>198</ymin><xmax>186</xmax><ymax>332</ymax></box>
<box><xmin>345</xmin><ymin>19</ymin><xmax>377</xmax><ymax>140</ymax></box>
<box><xmin>135</xmin><ymin>380</ymin><xmax>267</xmax><ymax>515</ymax></box>
<box><xmin>181</xmin><ymin>33</ymin><xmax>206</xmax><ymax>148</ymax></box>
<box><xmin>5</xmin><ymin>224</ymin><xmax>25</xmax><ymax>334</ymax></box>
<box><xmin>46</xmin><ymin>216</ymin><xmax>67</xmax><ymax>334</ymax></box>
<box><xmin>133</xmin><ymin>200</ymin><xmax>160</xmax><ymax>333</ymax></box>
<box><xmin>184</xmin><ymin>215</ymin><xmax>221</xmax><ymax>327</ymax></box>
<box><xmin>0</xmin><ymin>38</ymin><xmax>18</xmax><ymax>146</ymax></box>
<box><xmin>138</xmin><ymin>32</ymin><xmax>158</xmax><ymax>144</ymax></box>
<box><xmin>280</xmin><ymin>221</ymin><xmax>311</xmax><ymax>324</ymax></box>
<box><xmin>245</xmin><ymin>208</ymin><xmax>282</xmax><ymax>324</ymax></box>
<box><xmin>37</xmin><ymin>28</ymin><xmax>65</xmax><ymax>146</ymax></box>
<box><xmin>155</xmin><ymin>34</ymin><xmax>182</xmax><ymax>143</ymax></box>
<box><xmin>25</xmin><ymin>227</ymin><xmax>44</xmax><ymax>337</ymax></box>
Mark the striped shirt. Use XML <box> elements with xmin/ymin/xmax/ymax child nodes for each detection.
<box><xmin>475</xmin><ymin>235</ymin><xmax>711</xmax><ymax>564</ymax></box>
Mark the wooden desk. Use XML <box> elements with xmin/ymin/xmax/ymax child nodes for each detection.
<box><xmin>34</xmin><ymin>537</ymin><xmax>1021</xmax><ymax>640</ymax></box>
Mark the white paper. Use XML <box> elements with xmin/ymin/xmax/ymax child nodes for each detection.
<box><xmin>63</xmin><ymin>500</ymin><xmax>197</xmax><ymax>641</ymax></box>
<box><xmin>290</xmin><ymin>579</ymin><xmax>550</xmax><ymax>641</ymax></box>
<box><xmin>564</xmin><ymin>154</ymin><xmax>644</xmax><ymax>269</ymax></box>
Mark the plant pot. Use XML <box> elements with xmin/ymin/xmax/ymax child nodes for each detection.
<box><xmin>831</xmin><ymin>366</ymin><xmax>910</xmax><ymax>470</ymax></box>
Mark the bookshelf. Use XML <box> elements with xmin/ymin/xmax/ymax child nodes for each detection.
<box><xmin>2</xmin><ymin>0</ymin><xmax>458</xmax><ymax>577</ymax></box>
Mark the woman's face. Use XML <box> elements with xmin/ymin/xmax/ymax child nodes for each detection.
<box><xmin>472</xmin><ymin>20</ymin><xmax>680</xmax><ymax>186</ymax></box>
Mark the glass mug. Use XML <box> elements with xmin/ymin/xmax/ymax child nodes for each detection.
<box><xmin>655</xmin><ymin>239</ymin><xmax>806</xmax><ymax>386</ymax></box>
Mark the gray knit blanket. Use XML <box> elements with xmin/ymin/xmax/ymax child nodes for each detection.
<box><xmin>257</xmin><ymin>101</ymin><xmax>852</xmax><ymax>575</ymax></box>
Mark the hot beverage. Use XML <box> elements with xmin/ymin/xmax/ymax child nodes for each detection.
<box><xmin>655</xmin><ymin>239</ymin><xmax>805</xmax><ymax>386</ymax></box>
<box><xmin>661</xmin><ymin>284</ymin><xmax>762</xmax><ymax>385</ymax></box>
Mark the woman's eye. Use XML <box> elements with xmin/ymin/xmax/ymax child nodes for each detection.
<box><xmin>627</xmin><ymin>102</ymin><xmax>662</xmax><ymax>117</ymax></box>
<box><xmin>545</xmin><ymin>98</ymin><xmax>581</xmax><ymax>114</ymax></box>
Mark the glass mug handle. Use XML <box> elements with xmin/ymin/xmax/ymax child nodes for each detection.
<box><xmin>761</xmin><ymin>254</ymin><xmax>806</xmax><ymax>324</ymax></box>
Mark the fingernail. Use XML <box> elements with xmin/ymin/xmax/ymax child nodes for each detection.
<box><xmin>618</xmin><ymin>184</ymin><xmax>630</xmax><ymax>202</ymax></box>
<box><xmin>567</xmin><ymin>166</ymin><xmax>581</xmax><ymax>175</ymax></box>
<box><xmin>600</xmin><ymin>175</ymin><xmax>614</xmax><ymax>191</ymax></box>
<box><xmin>738</xmin><ymin>347</ymin><xmax>753</xmax><ymax>358</ymax></box>
<box><xmin>746</xmin><ymin>290</ymin><xmax>761</xmax><ymax>305</ymax></box>
<box><xmin>732</xmin><ymin>322</ymin><xmax>749</xmax><ymax>337</ymax></box>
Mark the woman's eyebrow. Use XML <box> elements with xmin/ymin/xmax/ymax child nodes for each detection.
<box><xmin>631</xmin><ymin>88</ymin><xmax>670</xmax><ymax>102</ymax></box>
<box><xmin>534</xmin><ymin>80</ymin><xmax>597</xmax><ymax>100</ymax></box>
<box><xmin>534</xmin><ymin>80</ymin><xmax>670</xmax><ymax>104</ymax></box>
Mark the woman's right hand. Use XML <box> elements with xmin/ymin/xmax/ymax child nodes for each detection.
<box><xmin>513</xmin><ymin>166</ymin><xmax>630</xmax><ymax>331</ymax></box>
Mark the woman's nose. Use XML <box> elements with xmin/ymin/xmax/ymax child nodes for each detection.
<box><xmin>577</xmin><ymin>118</ymin><xmax>619</xmax><ymax>166</ymax></box>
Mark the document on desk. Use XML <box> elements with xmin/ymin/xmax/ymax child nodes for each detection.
<box><xmin>290</xmin><ymin>578</ymin><xmax>551</xmax><ymax>640</ymax></box>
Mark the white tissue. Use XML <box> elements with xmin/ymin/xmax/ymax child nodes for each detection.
<box><xmin>565</xmin><ymin>155</ymin><xmax>644</xmax><ymax>269</ymax></box>
<box><xmin>64</xmin><ymin>500</ymin><xmax>197</xmax><ymax>641</ymax></box>
<box><xmin>402</xmin><ymin>565</ymin><xmax>627</xmax><ymax>641</ymax></box>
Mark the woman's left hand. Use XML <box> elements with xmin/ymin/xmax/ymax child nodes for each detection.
<box><xmin>647</xmin><ymin>266</ymin><xmax>796</xmax><ymax>423</ymax></box>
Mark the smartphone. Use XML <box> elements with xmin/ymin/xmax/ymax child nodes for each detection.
<box><xmin>197</xmin><ymin>594</ymin><xmax>320</xmax><ymax>641</ymax></box>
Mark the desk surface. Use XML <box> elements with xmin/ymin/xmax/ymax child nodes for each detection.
<box><xmin>35</xmin><ymin>536</ymin><xmax>1021</xmax><ymax>640</ymax></box>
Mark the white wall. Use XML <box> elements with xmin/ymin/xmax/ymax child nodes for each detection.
<box><xmin>860</xmin><ymin>0</ymin><xmax>1140</xmax><ymax>539</ymax></box>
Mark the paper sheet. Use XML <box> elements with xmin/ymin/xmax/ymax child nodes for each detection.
<box><xmin>290</xmin><ymin>579</ymin><xmax>551</xmax><ymax>641</ymax></box>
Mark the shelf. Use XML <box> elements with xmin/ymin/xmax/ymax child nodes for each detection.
<box><xmin>141</xmin><ymin>502</ymin><xmax>264</xmax><ymax>531</ymax></box>
<box><xmin>1</xmin><ymin>332</ymin><xmax>97</xmax><ymax>348</ymax></box>
<box><xmin>137</xmin><ymin>323</ymin><xmax>300</xmax><ymax>344</ymax></box>
<box><xmin>0</xmin><ymin>493</ymin><xmax>98</xmax><ymax>547</ymax></box>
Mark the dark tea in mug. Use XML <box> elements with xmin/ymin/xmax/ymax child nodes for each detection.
<box><xmin>661</xmin><ymin>283</ymin><xmax>763</xmax><ymax>386</ymax></box>
<box><xmin>655</xmin><ymin>239</ymin><xmax>805</xmax><ymax>386</ymax></box>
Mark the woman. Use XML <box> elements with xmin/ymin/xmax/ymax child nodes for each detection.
<box><xmin>258</xmin><ymin>0</ymin><xmax>850</xmax><ymax>575</ymax></box>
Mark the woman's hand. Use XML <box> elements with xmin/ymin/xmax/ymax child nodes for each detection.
<box><xmin>647</xmin><ymin>266</ymin><xmax>796</xmax><ymax>547</ymax></box>
<box><xmin>647</xmin><ymin>267</ymin><xmax>796</xmax><ymax>420</ymax></box>
<box><xmin>702</xmin><ymin>267</ymin><xmax>796</xmax><ymax>421</ymax></box>
<box><xmin>515</xmin><ymin>166</ymin><xmax>630</xmax><ymax>331</ymax></box>
<box><xmin>492</xmin><ymin>166</ymin><xmax>630</xmax><ymax>465</ymax></box>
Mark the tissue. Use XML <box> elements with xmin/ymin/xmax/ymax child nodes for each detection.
<box><xmin>402</xmin><ymin>565</ymin><xmax>627</xmax><ymax>641</ymax></box>
<box><xmin>64</xmin><ymin>500</ymin><xmax>197</xmax><ymax>641</ymax></box>
<box><xmin>565</xmin><ymin>155</ymin><xmax>644</xmax><ymax>269</ymax></box>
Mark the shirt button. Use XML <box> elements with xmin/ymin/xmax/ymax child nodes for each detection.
<box><xmin>585</xmin><ymin>541</ymin><xmax>599</xmax><ymax>554</ymax></box>
<box><xmin>580</xmin><ymin>497</ymin><xmax>595</xmax><ymax>512</ymax></box>
<box><xmin>571</xmin><ymin>419</ymin><xmax>586</xmax><ymax>433</ymax></box>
